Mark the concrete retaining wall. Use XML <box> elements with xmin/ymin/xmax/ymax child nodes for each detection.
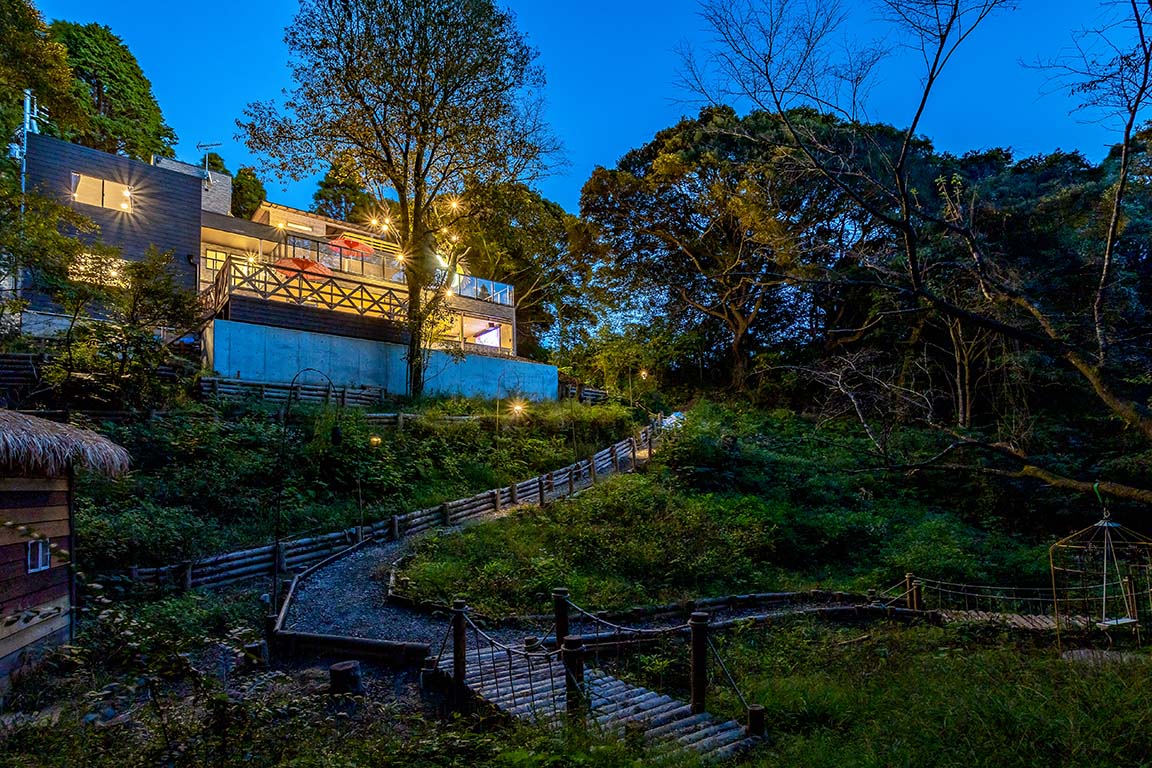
<box><xmin>205</xmin><ymin>319</ymin><xmax>558</xmax><ymax>400</ymax></box>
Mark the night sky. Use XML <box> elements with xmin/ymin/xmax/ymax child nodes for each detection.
<box><xmin>38</xmin><ymin>0</ymin><xmax>1121</xmax><ymax>213</ymax></box>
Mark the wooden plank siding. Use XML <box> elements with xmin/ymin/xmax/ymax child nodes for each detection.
<box><xmin>0</xmin><ymin>476</ymin><xmax>73</xmax><ymax>691</ymax></box>
<box><xmin>0</xmin><ymin>618</ymin><xmax>70</xmax><ymax>688</ymax></box>
<box><xmin>222</xmin><ymin>295</ymin><xmax>410</xmax><ymax>344</ymax></box>
<box><xmin>24</xmin><ymin>133</ymin><xmax>201</xmax><ymax>297</ymax></box>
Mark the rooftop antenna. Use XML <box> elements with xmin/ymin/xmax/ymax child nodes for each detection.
<box><xmin>196</xmin><ymin>141</ymin><xmax>223</xmax><ymax>188</ymax></box>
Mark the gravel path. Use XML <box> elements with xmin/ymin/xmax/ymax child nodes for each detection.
<box><xmin>285</xmin><ymin>533</ymin><xmax>829</xmax><ymax>652</ymax></box>
<box><xmin>284</xmin><ymin>539</ymin><xmax>453</xmax><ymax>644</ymax></box>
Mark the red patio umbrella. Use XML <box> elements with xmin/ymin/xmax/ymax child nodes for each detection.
<box><xmin>273</xmin><ymin>257</ymin><xmax>335</xmax><ymax>279</ymax></box>
<box><xmin>328</xmin><ymin>236</ymin><xmax>375</xmax><ymax>257</ymax></box>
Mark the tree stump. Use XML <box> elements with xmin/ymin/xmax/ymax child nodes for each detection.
<box><xmin>243</xmin><ymin>640</ymin><xmax>269</xmax><ymax>670</ymax></box>
<box><xmin>329</xmin><ymin>660</ymin><xmax>364</xmax><ymax>695</ymax></box>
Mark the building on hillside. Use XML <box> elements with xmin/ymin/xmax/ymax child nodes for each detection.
<box><xmin>0</xmin><ymin>410</ymin><xmax>130</xmax><ymax>694</ymax></box>
<box><xmin>19</xmin><ymin>133</ymin><xmax>558</xmax><ymax>400</ymax></box>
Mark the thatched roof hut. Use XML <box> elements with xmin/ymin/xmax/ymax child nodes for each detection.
<box><xmin>0</xmin><ymin>410</ymin><xmax>130</xmax><ymax>477</ymax></box>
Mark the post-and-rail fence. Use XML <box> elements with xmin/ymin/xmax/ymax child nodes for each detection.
<box><xmin>423</xmin><ymin>589</ymin><xmax>765</xmax><ymax>761</ymax></box>
<box><xmin>123</xmin><ymin>428</ymin><xmax>656</xmax><ymax>590</ymax></box>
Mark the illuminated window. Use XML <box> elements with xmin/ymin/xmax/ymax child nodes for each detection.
<box><xmin>71</xmin><ymin>172</ymin><xmax>133</xmax><ymax>212</ymax></box>
<box><xmin>27</xmin><ymin>539</ymin><xmax>51</xmax><ymax>573</ymax></box>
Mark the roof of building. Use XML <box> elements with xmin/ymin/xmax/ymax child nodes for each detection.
<box><xmin>258</xmin><ymin>201</ymin><xmax>379</xmax><ymax>238</ymax></box>
<box><xmin>0</xmin><ymin>411</ymin><xmax>130</xmax><ymax>477</ymax></box>
<box><xmin>201</xmin><ymin>209</ymin><xmax>281</xmax><ymax>241</ymax></box>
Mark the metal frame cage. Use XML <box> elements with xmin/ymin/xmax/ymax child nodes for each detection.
<box><xmin>1049</xmin><ymin>512</ymin><xmax>1152</xmax><ymax>645</ymax></box>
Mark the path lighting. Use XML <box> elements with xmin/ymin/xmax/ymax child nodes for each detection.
<box><xmin>640</xmin><ymin>370</ymin><xmax>649</xmax><ymax>380</ymax></box>
<box><xmin>369</xmin><ymin>433</ymin><xmax>382</xmax><ymax>448</ymax></box>
<box><xmin>511</xmin><ymin>401</ymin><xmax>525</xmax><ymax>417</ymax></box>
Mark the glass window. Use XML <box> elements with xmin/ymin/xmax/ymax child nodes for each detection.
<box><xmin>71</xmin><ymin>173</ymin><xmax>133</xmax><ymax>212</ymax></box>
<box><xmin>27</xmin><ymin>539</ymin><xmax>51</xmax><ymax>573</ymax></box>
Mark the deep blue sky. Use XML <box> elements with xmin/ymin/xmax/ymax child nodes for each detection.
<box><xmin>39</xmin><ymin>0</ymin><xmax>1119</xmax><ymax>213</ymax></box>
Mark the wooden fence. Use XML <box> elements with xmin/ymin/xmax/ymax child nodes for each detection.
<box><xmin>126</xmin><ymin>428</ymin><xmax>655</xmax><ymax>590</ymax></box>
<box><xmin>199</xmin><ymin>376</ymin><xmax>387</xmax><ymax>408</ymax></box>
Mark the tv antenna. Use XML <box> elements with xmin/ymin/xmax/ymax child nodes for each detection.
<box><xmin>196</xmin><ymin>141</ymin><xmax>223</xmax><ymax>187</ymax></box>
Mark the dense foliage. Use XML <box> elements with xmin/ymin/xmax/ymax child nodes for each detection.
<box><xmin>398</xmin><ymin>404</ymin><xmax>1057</xmax><ymax>616</ymax></box>
<box><xmin>48</xmin><ymin>20</ymin><xmax>176</xmax><ymax>159</ymax></box>
<box><xmin>75</xmin><ymin>400</ymin><xmax>637</xmax><ymax>570</ymax></box>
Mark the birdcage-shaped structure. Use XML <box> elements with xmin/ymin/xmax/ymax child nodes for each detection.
<box><xmin>1049</xmin><ymin>513</ymin><xmax>1152</xmax><ymax>645</ymax></box>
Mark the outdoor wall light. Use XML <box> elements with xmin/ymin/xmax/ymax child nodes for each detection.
<box><xmin>369</xmin><ymin>434</ymin><xmax>382</xmax><ymax>448</ymax></box>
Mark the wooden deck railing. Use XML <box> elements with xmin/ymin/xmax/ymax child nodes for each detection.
<box><xmin>208</xmin><ymin>258</ymin><xmax>408</xmax><ymax>322</ymax></box>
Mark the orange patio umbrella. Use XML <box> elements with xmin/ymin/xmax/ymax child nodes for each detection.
<box><xmin>273</xmin><ymin>257</ymin><xmax>335</xmax><ymax>279</ymax></box>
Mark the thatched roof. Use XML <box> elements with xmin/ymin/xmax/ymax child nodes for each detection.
<box><xmin>0</xmin><ymin>410</ymin><xmax>130</xmax><ymax>477</ymax></box>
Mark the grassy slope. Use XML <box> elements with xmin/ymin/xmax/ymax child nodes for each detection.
<box><xmin>75</xmin><ymin>399</ymin><xmax>637</xmax><ymax>570</ymax></box>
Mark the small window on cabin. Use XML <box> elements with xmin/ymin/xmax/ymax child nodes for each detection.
<box><xmin>71</xmin><ymin>172</ymin><xmax>133</xmax><ymax>212</ymax></box>
<box><xmin>27</xmin><ymin>539</ymin><xmax>51</xmax><ymax>574</ymax></box>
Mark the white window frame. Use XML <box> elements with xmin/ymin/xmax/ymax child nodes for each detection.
<box><xmin>71</xmin><ymin>172</ymin><xmax>133</xmax><ymax>212</ymax></box>
<box><xmin>27</xmin><ymin>539</ymin><xmax>51</xmax><ymax>573</ymax></box>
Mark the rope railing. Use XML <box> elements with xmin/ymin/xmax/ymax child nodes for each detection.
<box><xmin>881</xmin><ymin>573</ymin><xmax>1131</xmax><ymax>628</ymax></box>
<box><xmin>430</xmin><ymin>589</ymin><xmax>768</xmax><ymax>741</ymax></box>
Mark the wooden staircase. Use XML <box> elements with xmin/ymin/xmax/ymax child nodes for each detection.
<box><xmin>0</xmin><ymin>353</ymin><xmax>44</xmax><ymax>405</ymax></box>
<box><xmin>437</xmin><ymin>651</ymin><xmax>760</xmax><ymax>762</ymax></box>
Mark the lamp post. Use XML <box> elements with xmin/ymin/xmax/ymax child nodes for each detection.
<box><xmin>271</xmin><ymin>367</ymin><xmax>344</xmax><ymax>609</ymax></box>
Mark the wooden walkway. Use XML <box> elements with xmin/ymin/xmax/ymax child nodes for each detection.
<box><xmin>939</xmin><ymin>610</ymin><xmax>1094</xmax><ymax>631</ymax></box>
<box><xmin>438</xmin><ymin>651</ymin><xmax>760</xmax><ymax>762</ymax></box>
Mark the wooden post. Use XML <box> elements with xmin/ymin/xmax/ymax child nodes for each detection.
<box><xmin>538</xmin><ymin>475</ymin><xmax>546</xmax><ymax>505</ymax></box>
<box><xmin>329</xmin><ymin>660</ymin><xmax>364</xmax><ymax>694</ymax></box>
<box><xmin>563</xmin><ymin>635</ymin><xmax>585</xmax><ymax>720</ymax></box>
<box><xmin>182</xmin><ymin>561</ymin><xmax>194</xmax><ymax>591</ymax></box>
<box><xmin>510</xmin><ymin>482</ymin><xmax>519</xmax><ymax>505</ymax></box>
<box><xmin>552</xmin><ymin>587</ymin><xmax>570</xmax><ymax>648</ymax></box>
<box><xmin>913</xmin><ymin>580</ymin><xmax>923</xmax><ymax>612</ymax></box>
<box><xmin>492</xmin><ymin>488</ymin><xmax>501</xmax><ymax>514</ymax></box>
<box><xmin>689</xmin><ymin>611</ymin><xmax>710</xmax><ymax>715</ymax></box>
<box><xmin>589</xmin><ymin>456</ymin><xmax>597</xmax><ymax>485</ymax></box>
<box><xmin>452</xmin><ymin>599</ymin><xmax>467</xmax><ymax>706</ymax></box>
<box><xmin>611</xmin><ymin>444</ymin><xmax>620</xmax><ymax>473</ymax></box>
<box><xmin>440</xmin><ymin>503</ymin><xmax>452</xmax><ymax>526</ymax></box>
<box><xmin>390</xmin><ymin>515</ymin><xmax>401</xmax><ymax>540</ymax></box>
<box><xmin>746</xmin><ymin>704</ymin><xmax>766</xmax><ymax>737</ymax></box>
<box><xmin>568</xmin><ymin>466</ymin><xmax>575</xmax><ymax>496</ymax></box>
<box><xmin>420</xmin><ymin>656</ymin><xmax>439</xmax><ymax>692</ymax></box>
<box><xmin>905</xmin><ymin>573</ymin><xmax>915</xmax><ymax>610</ymax></box>
<box><xmin>631</xmin><ymin>437</ymin><xmax>638</xmax><ymax>469</ymax></box>
<box><xmin>397</xmin><ymin>413</ymin><xmax>405</xmax><ymax>432</ymax></box>
<box><xmin>867</xmin><ymin>588</ymin><xmax>877</xmax><ymax>605</ymax></box>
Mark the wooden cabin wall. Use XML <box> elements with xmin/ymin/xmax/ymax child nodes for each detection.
<box><xmin>0</xmin><ymin>476</ymin><xmax>73</xmax><ymax>692</ymax></box>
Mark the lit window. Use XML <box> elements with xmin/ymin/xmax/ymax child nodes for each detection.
<box><xmin>71</xmin><ymin>173</ymin><xmax>133</xmax><ymax>212</ymax></box>
<box><xmin>27</xmin><ymin>539</ymin><xmax>51</xmax><ymax>573</ymax></box>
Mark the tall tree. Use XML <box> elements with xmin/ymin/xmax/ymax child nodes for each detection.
<box><xmin>239</xmin><ymin>0</ymin><xmax>556</xmax><ymax>396</ymax></box>
<box><xmin>49</xmin><ymin>21</ymin><xmax>176</xmax><ymax>160</ymax></box>
<box><xmin>581</xmin><ymin>106</ymin><xmax>854</xmax><ymax>391</ymax></box>
<box><xmin>312</xmin><ymin>157</ymin><xmax>373</xmax><ymax>222</ymax></box>
<box><xmin>231</xmin><ymin>167</ymin><xmax>266</xmax><ymax>219</ymax></box>
<box><xmin>693</xmin><ymin>0</ymin><xmax>1152</xmax><ymax>503</ymax></box>
<box><xmin>0</xmin><ymin>0</ymin><xmax>81</xmax><ymax>141</ymax></box>
<box><xmin>459</xmin><ymin>182</ymin><xmax>592</xmax><ymax>360</ymax></box>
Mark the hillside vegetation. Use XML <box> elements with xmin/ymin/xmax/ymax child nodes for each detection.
<box><xmin>75</xmin><ymin>399</ymin><xmax>637</xmax><ymax>571</ymax></box>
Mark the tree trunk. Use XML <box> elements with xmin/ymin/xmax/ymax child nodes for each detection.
<box><xmin>730</xmin><ymin>334</ymin><xmax>748</xmax><ymax>391</ymax></box>
<box><xmin>406</xmin><ymin>279</ymin><xmax>425</xmax><ymax>398</ymax></box>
